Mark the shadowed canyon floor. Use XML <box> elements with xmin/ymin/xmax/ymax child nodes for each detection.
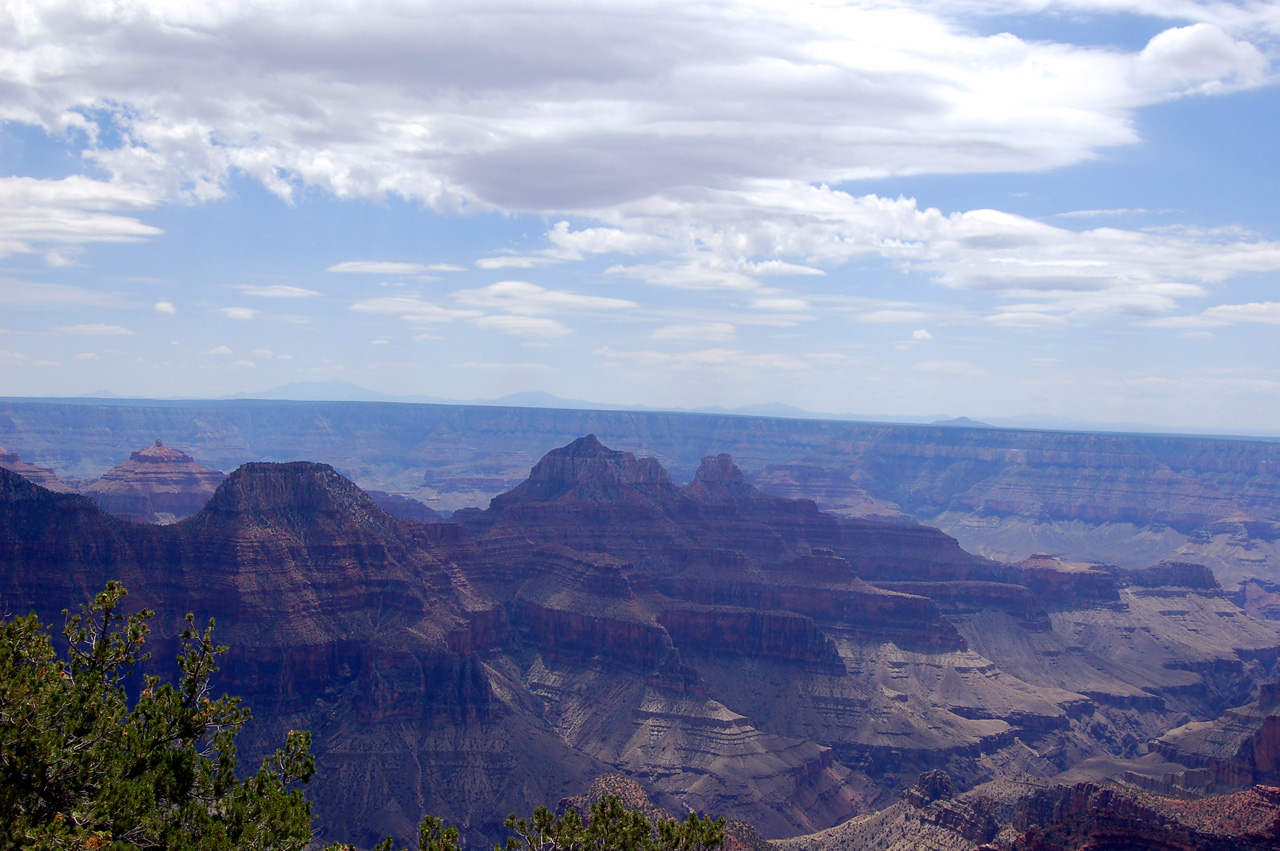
<box><xmin>5</xmin><ymin>432</ymin><xmax>1280</xmax><ymax>848</ymax></box>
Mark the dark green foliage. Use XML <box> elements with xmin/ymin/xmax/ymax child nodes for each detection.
<box><xmin>362</xmin><ymin>816</ymin><xmax>462</xmax><ymax>851</ymax></box>
<box><xmin>499</xmin><ymin>796</ymin><xmax>725</xmax><ymax>851</ymax></box>
<box><xmin>0</xmin><ymin>582</ymin><xmax>316</xmax><ymax>850</ymax></box>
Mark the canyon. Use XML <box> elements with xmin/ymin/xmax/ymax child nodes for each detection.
<box><xmin>3</xmin><ymin>398</ymin><xmax>1279</xmax><ymax>591</ymax></box>
<box><xmin>5</xmin><ymin>422</ymin><xmax>1280</xmax><ymax>849</ymax></box>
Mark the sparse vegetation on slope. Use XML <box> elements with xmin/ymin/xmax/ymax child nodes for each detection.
<box><xmin>0</xmin><ymin>584</ymin><xmax>725</xmax><ymax>851</ymax></box>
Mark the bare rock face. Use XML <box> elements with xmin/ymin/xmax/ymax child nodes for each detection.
<box><xmin>1152</xmin><ymin>682</ymin><xmax>1280</xmax><ymax>790</ymax></box>
<box><xmin>0</xmin><ymin>462</ymin><xmax>590</xmax><ymax>849</ymax></box>
<box><xmin>996</xmin><ymin>782</ymin><xmax>1280</xmax><ymax>851</ymax></box>
<box><xmin>83</xmin><ymin>440</ymin><xmax>226</xmax><ymax>523</ymax></box>
<box><xmin>6</xmin><ymin>436</ymin><xmax>1280</xmax><ymax>848</ymax></box>
<box><xmin>0</xmin><ymin>445</ymin><xmax>74</xmax><ymax>492</ymax></box>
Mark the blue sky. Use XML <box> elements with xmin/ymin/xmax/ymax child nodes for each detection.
<box><xmin>2</xmin><ymin>1</ymin><xmax>1280</xmax><ymax>432</ymax></box>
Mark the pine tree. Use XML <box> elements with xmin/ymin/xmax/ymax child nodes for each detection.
<box><xmin>0</xmin><ymin>582</ymin><xmax>316</xmax><ymax>851</ymax></box>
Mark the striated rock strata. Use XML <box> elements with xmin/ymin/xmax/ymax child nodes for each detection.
<box><xmin>5</xmin><ymin>435</ymin><xmax>1280</xmax><ymax>847</ymax></box>
<box><xmin>81</xmin><ymin>439</ymin><xmax>226</xmax><ymax>523</ymax></box>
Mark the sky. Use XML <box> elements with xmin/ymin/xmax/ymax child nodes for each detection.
<box><xmin>2</xmin><ymin>0</ymin><xmax>1280</xmax><ymax>432</ymax></box>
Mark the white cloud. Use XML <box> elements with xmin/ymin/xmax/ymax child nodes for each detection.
<box><xmin>652</xmin><ymin>322</ymin><xmax>737</xmax><ymax>342</ymax></box>
<box><xmin>253</xmin><ymin>348</ymin><xmax>275</xmax><ymax>357</ymax></box>
<box><xmin>582</xmin><ymin>182</ymin><xmax>1280</xmax><ymax>319</ymax></box>
<box><xmin>752</xmin><ymin>297</ymin><xmax>810</xmax><ymax>312</ymax></box>
<box><xmin>6</xmin><ymin>1</ymin><xmax>1267</xmax><ymax>219</ymax></box>
<box><xmin>207</xmin><ymin>345</ymin><xmax>233</xmax><ymax>355</ymax></box>
<box><xmin>546</xmin><ymin>221</ymin><xmax>668</xmax><ymax>256</ymax></box>
<box><xmin>1129</xmin><ymin>24</ymin><xmax>1268</xmax><ymax>98</ymax></box>
<box><xmin>327</xmin><ymin>261</ymin><xmax>463</xmax><ymax>274</ymax></box>
<box><xmin>473</xmin><ymin>315</ymin><xmax>571</xmax><ymax>337</ymax></box>
<box><xmin>1</xmin><ymin>0</ymin><xmax>1277</xmax><ymax>340</ymax></box>
<box><xmin>154</xmin><ymin>301</ymin><xmax>177</xmax><ymax>314</ymax></box>
<box><xmin>912</xmin><ymin>329</ymin><xmax>933</xmax><ymax>340</ymax></box>
<box><xmin>0</xmin><ymin>176</ymin><xmax>162</xmax><ymax>260</ymax></box>
<box><xmin>1204</xmin><ymin>302</ymin><xmax>1280</xmax><ymax>324</ymax></box>
<box><xmin>236</xmin><ymin>285</ymin><xmax>320</xmax><ymax>298</ymax></box>
<box><xmin>475</xmin><ymin>256</ymin><xmax>542</xmax><ymax>270</ymax></box>
<box><xmin>453</xmin><ymin>281</ymin><xmax>636</xmax><ymax>314</ymax></box>
<box><xmin>74</xmin><ymin>352</ymin><xmax>99</xmax><ymax>360</ymax></box>
<box><xmin>220</xmin><ymin>307</ymin><xmax>257</xmax><ymax>320</ymax></box>
<box><xmin>1055</xmin><ymin>208</ymin><xmax>1159</xmax><ymax>219</ymax></box>
<box><xmin>350</xmin><ymin>296</ymin><xmax>480</xmax><ymax>322</ymax></box>
<box><xmin>52</xmin><ymin>324</ymin><xmax>135</xmax><ymax>336</ymax></box>
<box><xmin>1147</xmin><ymin>301</ymin><xmax>1280</xmax><ymax>328</ymax></box>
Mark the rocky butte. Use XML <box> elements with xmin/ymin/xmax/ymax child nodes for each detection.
<box><xmin>80</xmin><ymin>439</ymin><xmax>227</xmax><ymax>524</ymax></box>
<box><xmin>3</xmin><ymin>435</ymin><xmax>1280</xmax><ymax>848</ymax></box>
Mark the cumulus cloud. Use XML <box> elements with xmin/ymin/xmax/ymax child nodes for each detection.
<box><xmin>1129</xmin><ymin>24</ymin><xmax>1268</xmax><ymax>98</ymax></box>
<box><xmin>154</xmin><ymin>301</ymin><xmax>177</xmax><ymax>314</ymax></box>
<box><xmin>219</xmin><ymin>307</ymin><xmax>257</xmax><ymax>320</ymax></box>
<box><xmin>207</xmin><ymin>345</ymin><xmax>233</xmax><ymax>355</ymax></box>
<box><xmin>912</xmin><ymin>329</ymin><xmax>933</xmax><ymax>340</ymax></box>
<box><xmin>6</xmin><ymin>1</ymin><xmax>1268</xmax><ymax>219</ymax></box>
<box><xmin>2</xmin><ymin>0</ymin><xmax>1277</xmax><ymax>337</ymax></box>
<box><xmin>576</xmin><ymin>182</ymin><xmax>1280</xmax><ymax>317</ymax></box>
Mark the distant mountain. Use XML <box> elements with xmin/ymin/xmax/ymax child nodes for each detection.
<box><xmin>932</xmin><ymin>416</ymin><xmax>992</xmax><ymax>428</ymax></box>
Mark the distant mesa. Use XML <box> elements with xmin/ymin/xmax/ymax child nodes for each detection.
<box><xmin>931</xmin><ymin>416</ymin><xmax>992</xmax><ymax>428</ymax></box>
<box><xmin>83</xmin><ymin>439</ymin><xmax>226</xmax><ymax>524</ymax></box>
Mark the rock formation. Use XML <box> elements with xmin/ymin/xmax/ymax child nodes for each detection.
<box><xmin>4</xmin><ymin>435</ymin><xmax>1280</xmax><ymax>848</ymax></box>
<box><xmin>5</xmin><ymin>398</ymin><xmax>1280</xmax><ymax>588</ymax></box>
<box><xmin>81</xmin><ymin>439</ymin><xmax>226</xmax><ymax>523</ymax></box>
<box><xmin>0</xmin><ymin>445</ymin><xmax>74</xmax><ymax>492</ymax></box>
